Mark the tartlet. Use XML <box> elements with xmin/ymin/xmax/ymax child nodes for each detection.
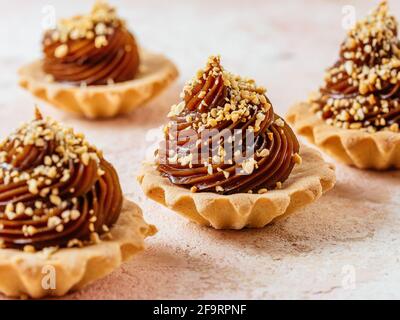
<box><xmin>19</xmin><ymin>1</ymin><xmax>178</xmax><ymax>119</ymax></box>
<box><xmin>139</xmin><ymin>56</ymin><xmax>335</xmax><ymax>229</ymax></box>
<box><xmin>0</xmin><ymin>109</ymin><xmax>156</xmax><ymax>298</ymax></box>
<box><xmin>287</xmin><ymin>1</ymin><xmax>400</xmax><ymax>170</ymax></box>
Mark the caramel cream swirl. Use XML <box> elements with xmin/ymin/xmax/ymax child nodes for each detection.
<box><xmin>0</xmin><ymin>109</ymin><xmax>122</xmax><ymax>250</ymax></box>
<box><xmin>312</xmin><ymin>1</ymin><xmax>400</xmax><ymax>132</ymax></box>
<box><xmin>42</xmin><ymin>1</ymin><xmax>140</xmax><ymax>86</ymax></box>
<box><xmin>157</xmin><ymin>56</ymin><xmax>300</xmax><ymax>195</ymax></box>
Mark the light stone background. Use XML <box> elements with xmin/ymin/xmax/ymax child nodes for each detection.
<box><xmin>0</xmin><ymin>0</ymin><xmax>400</xmax><ymax>299</ymax></box>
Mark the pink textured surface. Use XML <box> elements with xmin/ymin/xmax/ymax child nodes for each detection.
<box><xmin>0</xmin><ymin>0</ymin><xmax>400</xmax><ymax>299</ymax></box>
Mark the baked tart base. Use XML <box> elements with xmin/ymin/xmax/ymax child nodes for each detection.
<box><xmin>138</xmin><ymin>144</ymin><xmax>335</xmax><ymax>230</ymax></box>
<box><xmin>287</xmin><ymin>102</ymin><xmax>400</xmax><ymax>170</ymax></box>
<box><xmin>18</xmin><ymin>49</ymin><xmax>178</xmax><ymax>119</ymax></box>
<box><xmin>0</xmin><ymin>199</ymin><xmax>156</xmax><ymax>299</ymax></box>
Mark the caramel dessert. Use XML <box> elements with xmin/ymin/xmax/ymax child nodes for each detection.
<box><xmin>287</xmin><ymin>1</ymin><xmax>400</xmax><ymax>169</ymax></box>
<box><xmin>0</xmin><ymin>108</ymin><xmax>156</xmax><ymax>298</ymax></box>
<box><xmin>158</xmin><ymin>56</ymin><xmax>300</xmax><ymax>194</ymax></box>
<box><xmin>42</xmin><ymin>0</ymin><xmax>140</xmax><ymax>86</ymax></box>
<box><xmin>19</xmin><ymin>1</ymin><xmax>178</xmax><ymax>118</ymax></box>
<box><xmin>139</xmin><ymin>56</ymin><xmax>335</xmax><ymax>229</ymax></box>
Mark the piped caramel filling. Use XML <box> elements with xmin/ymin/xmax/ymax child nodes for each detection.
<box><xmin>311</xmin><ymin>1</ymin><xmax>400</xmax><ymax>133</ymax></box>
<box><xmin>0</xmin><ymin>109</ymin><xmax>122</xmax><ymax>250</ymax></box>
<box><xmin>157</xmin><ymin>56</ymin><xmax>300</xmax><ymax>195</ymax></box>
<box><xmin>42</xmin><ymin>1</ymin><xmax>140</xmax><ymax>86</ymax></box>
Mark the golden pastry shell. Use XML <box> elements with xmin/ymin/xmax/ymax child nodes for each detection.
<box><xmin>138</xmin><ymin>144</ymin><xmax>336</xmax><ymax>230</ymax></box>
<box><xmin>0</xmin><ymin>199</ymin><xmax>157</xmax><ymax>299</ymax></box>
<box><xmin>18</xmin><ymin>49</ymin><xmax>179</xmax><ymax>119</ymax></box>
<box><xmin>286</xmin><ymin>102</ymin><xmax>400</xmax><ymax>170</ymax></box>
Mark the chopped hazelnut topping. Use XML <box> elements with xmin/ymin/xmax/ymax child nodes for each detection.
<box><xmin>274</xmin><ymin>118</ymin><xmax>285</xmax><ymax>127</ymax></box>
<box><xmin>312</xmin><ymin>1</ymin><xmax>400</xmax><ymax>132</ymax></box>
<box><xmin>50</xmin><ymin>195</ymin><xmax>62</xmax><ymax>206</ymax></box>
<box><xmin>54</xmin><ymin>44</ymin><xmax>68</xmax><ymax>58</ymax></box>
<box><xmin>27</xmin><ymin>179</ymin><xmax>39</xmax><ymax>194</ymax></box>
<box><xmin>70</xmin><ymin>210</ymin><xmax>81</xmax><ymax>220</ymax></box>
<box><xmin>292</xmin><ymin>153</ymin><xmax>302</xmax><ymax>165</ymax></box>
<box><xmin>45</xmin><ymin>1</ymin><xmax>121</xmax><ymax>48</ymax></box>
<box><xmin>222</xmin><ymin>170</ymin><xmax>230</xmax><ymax>179</ymax></box>
<box><xmin>241</xmin><ymin>158</ymin><xmax>257</xmax><ymax>175</ymax></box>
<box><xmin>257</xmin><ymin>148</ymin><xmax>270</xmax><ymax>158</ymax></box>
<box><xmin>389</xmin><ymin>123</ymin><xmax>399</xmax><ymax>132</ymax></box>
<box><xmin>0</xmin><ymin>108</ymin><xmax>116</xmax><ymax>250</ymax></box>
<box><xmin>257</xmin><ymin>188</ymin><xmax>268</xmax><ymax>194</ymax></box>
<box><xmin>167</xmin><ymin>102</ymin><xmax>186</xmax><ymax>118</ymax></box>
<box><xmin>23</xmin><ymin>245</ymin><xmax>36</xmax><ymax>253</ymax></box>
<box><xmin>159</xmin><ymin>55</ymin><xmax>299</xmax><ymax>195</ymax></box>
<box><xmin>67</xmin><ymin>238</ymin><xmax>83</xmax><ymax>248</ymax></box>
<box><xmin>94</xmin><ymin>35</ymin><xmax>108</xmax><ymax>48</ymax></box>
<box><xmin>48</xmin><ymin>216</ymin><xmax>62</xmax><ymax>229</ymax></box>
<box><xmin>90</xmin><ymin>232</ymin><xmax>101</xmax><ymax>244</ymax></box>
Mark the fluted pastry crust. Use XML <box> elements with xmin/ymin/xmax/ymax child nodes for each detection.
<box><xmin>287</xmin><ymin>2</ymin><xmax>400</xmax><ymax>169</ymax></box>
<box><xmin>287</xmin><ymin>101</ymin><xmax>400</xmax><ymax>169</ymax></box>
<box><xmin>140</xmin><ymin>56</ymin><xmax>335</xmax><ymax>229</ymax></box>
<box><xmin>19</xmin><ymin>50</ymin><xmax>178</xmax><ymax>118</ymax></box>
<box><xmin>139</xmin><ymin>144</ymin><xmax>335</xmax><ymax>229</ymax></box>
<box><xmin>0</xmin><ymin>199</ymin><xmax>156</xmax><ymax>298</ymax></box>
<box><xmin>0</xmin><ymin>109</ymin><xmax>157</xmax><ymax>298</ymax></box>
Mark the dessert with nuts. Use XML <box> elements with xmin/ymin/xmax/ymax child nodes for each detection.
<box><xmin>0</xmin><ymin>108</ymin><xmax>121</xmax><ymax>249</ymax></box>
<box><xmin>0</xmin><ymin>108</ymin><xmax>156</xmax><ymax>298</ymax></box>
<box><xmin>19</xmin><ymin>0</ymin><xmax>178</xmax><ymax>118</ymax></box>
<box><xmin>139</xmin><ymin>56</ymin><xmax>335</xmax><ymax>229</ymax></box>
<box><xmin>287</xmin><ymin>1</ymin><xmax>400</xmax><ymax>169</ymax></box>
<box><xmin>42</xmin><ymin>0</ymin><xmax>139</xmax><ymax>86</ymax></box>
<box><xmin>159</xmin><ymin>56</ymin><xmax>300</xmax><ymax>194</ymax></box>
